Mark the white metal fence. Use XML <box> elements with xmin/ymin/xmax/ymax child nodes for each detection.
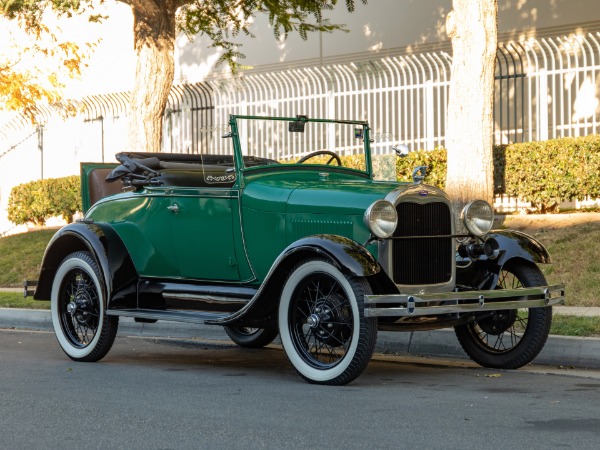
<box><xmin>495</xmin><ymin>34</ymin><xmax>600</xmax><ymax>144</ymax></box>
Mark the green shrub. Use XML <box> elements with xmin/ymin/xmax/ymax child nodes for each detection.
<box><xmin>499</xmin><ymin>135</ymin><xmax>600</xmax><ymax>212</ymax></box>
<box><xmin>7</xmin><ymin>176</ymin><xmax>81</xmax><ymax>226</ymax></box>
<box><xmin>48</xmin><ymin>176</ymin><xmax>81</xmax><ymax>223</ymax></box>
<box><xmin>395</xmin><ymin>135</ymin><xmax>600</xmax><ymax>213</ymax></box>
<box><xmin>7</xmin><ymin>180</ymin><xmax>47</xmax><ymax>226</ymax></box>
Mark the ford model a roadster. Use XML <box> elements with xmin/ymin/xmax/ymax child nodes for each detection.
<box><xmin>31</xmin><ymin>115</ymin><xmax>565</xmax><ymax>385</ymax></box>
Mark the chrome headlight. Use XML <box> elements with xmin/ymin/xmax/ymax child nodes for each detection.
<box><xmin>462</xmin><ymin>200</ymin><xmax>494</xmax><ymax>236</ymax></box>
<box><xmin>365</xmin><ymin>200</ymin><xmax>398</xmax><ymax>238</ymax></box>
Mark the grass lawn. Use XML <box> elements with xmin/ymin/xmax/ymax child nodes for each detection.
<box><xmin>538</xmin><ymin>223</ymin><xmax>600</xmax><ymax>307</ymax></box>
<box><xmin>0</xmin><ymin>292</ymin><xmax>50</xmax><ymax>309</ymax></box>
<box><xmin>549</xmin><ymin>314</ymin><xmax>600</xmax><ymax>337</ymax></box>
<box><xmin>0</xmin><ymin>228</ymin><xmax>57</xmax><ymax>287</ymax></box>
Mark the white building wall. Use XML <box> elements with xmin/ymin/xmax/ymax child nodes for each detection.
<box><xmin>176</xmin><ymin>0</ymin><xmax>599</xmax><ymax>83</ymax></box>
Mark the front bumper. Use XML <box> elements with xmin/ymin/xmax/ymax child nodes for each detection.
<box><xmin>364</xmin><ymin>284</ymin><xmax>565</xmax><ymax>318</ymax></box>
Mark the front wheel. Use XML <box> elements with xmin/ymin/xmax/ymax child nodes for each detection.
<box><xmin>278</xmin><ymin>259</ymin><xmax>377</xmax><ymax>385</ymax></box>
<box><xmin>224</xmin><ymin>325</ymin><xmax>278</xmax><ymax>348</ymax></box>
<box><xmin>51</xmin><ymin>251</ymin><xmax>118</xmax><ymax>362</ymax></box>
<box><xmin>454</xmin><ymin>261</ymin><xmax>552</xmax><ymax>369</ymax></box>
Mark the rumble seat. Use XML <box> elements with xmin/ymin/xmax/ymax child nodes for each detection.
<box><xmin>88</xmin><ymin>168</ymin><xmax>124</xmax><ymax>205</ymax></box>
<box><xmin>106</xmin><ymin>153</ymin><xmax>237</xmax><ymax>189</ymax></box>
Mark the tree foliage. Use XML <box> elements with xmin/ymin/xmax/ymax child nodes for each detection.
<box><xmin>0</xmin><ymin>16</ymin><xmax>87</xmax><ymax>122</ymax></box>
<box><xmin>176</xmin><ymin>0</ymin><xmax>366</xmax><ymax>71</ymax></box>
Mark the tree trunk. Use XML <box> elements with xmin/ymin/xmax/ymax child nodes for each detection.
<box><xmin>127</xmin><ymin>1</ymin><xmax>177</xmax><ymax>153</ymax></box>
<box><xmin>445</xmin><ymin>0</ymin><xmax>497</xmax><ymax>224</ymax></box>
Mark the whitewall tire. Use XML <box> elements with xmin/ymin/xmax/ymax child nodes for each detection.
<box><xmin>278</xmin><ymin>259</ymin><xmax>377</xmax><ymax>385</ymax></box>
<box><xmin>51</xmin><ymin>251</ymin><xmax>118</xmax><ymax>362</ymax></box>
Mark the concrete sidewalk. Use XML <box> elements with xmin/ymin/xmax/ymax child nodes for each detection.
<box><xmin>554</xmin><ymin>306</ymin><xmax>600</xmax><ymax>317</ymax></box>
<box><xmin>1</xmin><ymin>306</ymin><xmax>599</xmax><ymax>370</ymax></box>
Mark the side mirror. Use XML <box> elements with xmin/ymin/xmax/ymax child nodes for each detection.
<box><xmin>392</xmin><ymin>144</ymin><xmax>410</xmax><ymax>157</ymax></box>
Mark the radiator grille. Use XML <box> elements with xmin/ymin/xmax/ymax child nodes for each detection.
<box><xmin>392</xmin><ymin>202</ymin><xmax>453</xmax><ymax>285</ymax></box>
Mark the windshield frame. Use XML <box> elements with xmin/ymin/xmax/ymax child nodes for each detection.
<box><xmin>228</xmin><ymin>114</ymin><xmax>373</xmax><ymax>179</ymax></box>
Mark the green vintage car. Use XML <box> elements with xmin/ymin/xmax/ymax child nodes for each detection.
<box><xmin>31</xmin><ymin>115</ymin><xmax>564</xmax><ymax>385</ymax></box>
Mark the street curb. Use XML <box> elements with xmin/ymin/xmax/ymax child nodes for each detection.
<box><xmin>2</xmin><ymin>308</ymin><xmax>599</xmax><ymax>369</ymax></box>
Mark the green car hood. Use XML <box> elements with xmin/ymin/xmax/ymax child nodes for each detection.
<box><xmin>287</xmin><ymin>180</ymin><xmax>400</xmax><ymax>215</ymax></box>
<box><xmin>241</xmin><ymin>170</ymin><xmax>400</xmax><ymax>214</ymax></box>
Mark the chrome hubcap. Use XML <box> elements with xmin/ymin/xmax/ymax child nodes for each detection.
<box><xmin>66</xmin><ymin>302</ymin><xmax>77</xmax><ymax>315</ymax></box>
<box><xmin>307</xmin><ymin>314</ymin><xmax>320</xmax><ymax>328</ymax></box>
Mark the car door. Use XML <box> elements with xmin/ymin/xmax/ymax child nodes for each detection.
<box><xmin>168</xmin><ymin>186</ymin><xmax>241</xmax><ymax>281</ymax></box>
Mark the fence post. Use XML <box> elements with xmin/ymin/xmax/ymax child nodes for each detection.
<box><xmin>538</xmin><ymin>68</ymin><xmax>549</xmax><ymax>141</ymax></box>
<box><xmin>327</xmin><ymin>90</ymin><xmax>336</xmax><ymax>150</ymax></box>
<box><xmin>239</xmin><ymin>100</ymin><xmax>248</xmax><ymax>154</ymax></box>
<box><xmin>426</xmin><ymin>80</ymin><xmax>434</xmax><ymax>150</ymax></box>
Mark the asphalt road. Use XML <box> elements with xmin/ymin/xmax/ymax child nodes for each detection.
<box><xmin>2</xmin><ymin>329</ymin><xmax>600</xmax><ymax>450</ymax></box>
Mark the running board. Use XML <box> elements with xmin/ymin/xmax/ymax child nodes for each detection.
<box><xmin>106</xmin><ymin>309</ymin><xmax>230</xmax><ymax>325</ymax></box>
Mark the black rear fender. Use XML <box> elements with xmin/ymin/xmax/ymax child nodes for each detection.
<box><xmin>34</xmin><ymin>222</ymin><xmax>138</xmax><ymax>309</ymax></box>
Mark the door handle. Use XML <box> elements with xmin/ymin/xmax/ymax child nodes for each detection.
<box><xmin>167</xmin><ymin>203</ymin><xmax>179</xmax><ymax>214</ymax></box>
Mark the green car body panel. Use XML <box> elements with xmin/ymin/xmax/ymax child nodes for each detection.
<box><xmin>239</xmin><ymin>171</ymin><xmax>397</xmax><ymax>280</ymax></box>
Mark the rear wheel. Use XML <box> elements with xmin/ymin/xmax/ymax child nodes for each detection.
<box><xmin>224</xmin><ymin>325</ymin><xmax>278</xmax><ymax>348</ymax></box>
<box><xmin>278</xmin><ymin>259</ymin><xmax>377</xmax><ymax>385</ymax></box>
<box><xmin>455</xmin><ymin>261</ymin><xmax>552</xmax><ymax>369</ymax></box>
<box><xmin>51</xmin><ymin>251</ymin><xmax>118</xmax><ymax>362</ymax></box>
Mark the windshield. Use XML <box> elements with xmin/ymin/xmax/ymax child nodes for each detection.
<box><xmin>230</xmin><ymin>115</ymin><xmax>371</xmax><ymax>174</ymax></box>
<box><xmin>370</xmin><ymin>132</ymin><xmax>401</xmax><ymax>182</ymax></box>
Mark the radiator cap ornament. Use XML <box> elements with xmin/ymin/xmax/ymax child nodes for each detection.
<box><xmin>412</xmin><ymin>166</ymin><xmax>427</xmax><ymax>184</ymax></box>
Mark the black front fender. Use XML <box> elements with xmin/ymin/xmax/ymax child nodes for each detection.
<box><xmin>457</xmin><ymin>229</ymin><xmax>551</xmax><ymax>290</ymax></box>
<box><xmin>208</xmin><ymin>234</ymin><xmax>380</xmax><ymax>328</ymax></box>
<box><xmin>279</xmin><ymin>235</ymin><xmax>381</xmax><ymax>277</ymax></box>
<box><xmin>35</xmin><ymin>222</ymin><xmax>138</xmax><ymax>308</ymax></box>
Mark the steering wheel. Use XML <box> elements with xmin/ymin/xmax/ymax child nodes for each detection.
<box><xmin>296</xmin><ymin>150</ymin><xmax>342</xmax><ymax>166</ymax></box>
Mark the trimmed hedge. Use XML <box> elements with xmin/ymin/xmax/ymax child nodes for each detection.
<box><xmin>396</xmin><ymin>134</ymin><xmax>600</xmax><ymax>213</ymax></box>
<box><xmin>500</xmin><ymin>135</ymin><xmax>600</xmax><ymax>212</ymax></box>
<box><xmin>7</xmin><ymin>176</ymin><xmax>81</xmax><ymax>226</ymax></box>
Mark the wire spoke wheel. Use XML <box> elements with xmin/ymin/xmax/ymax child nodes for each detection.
<box><xmin>455</xmin><ymin>261</ymin><xmax>552</xmax><ymax>369</ymax></box>
<box><xmin>470</xmin><ymin>270</ymin><xmax>527</xmax><ymax>354</ymax></box>
<box><xmin>51</xmin><ymin>251</ymin><xmax>118</xmax><ymax>362</ymax></box>
<box><xmin>290</xmin><ymin>273</ymin><xmax>354</xmax><ymax>369</ymax></box>
<box><xmin>279</xmin><ymin>259</ymin><xmax>377</xmax><ymax>385</ymax></box>
<box><xmin>224</xmin><ymin>325</ymin><xmax>278</xmax><ymax>348</ymax></box>
<box><xmin>58</xmin><ymin>269</ymin><xmax>101</xmax><ymax>348</ymax></box>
